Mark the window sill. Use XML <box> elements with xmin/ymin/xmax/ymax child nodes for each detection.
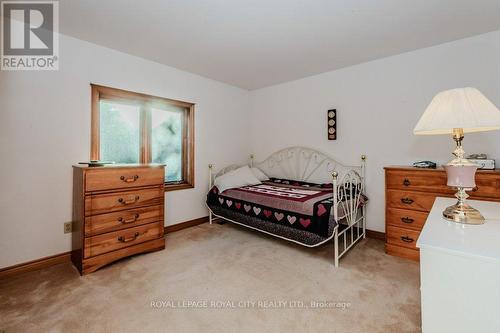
<box><xmin>164</xmin><ymin>182</ymin><xmax>194</xmax><ymax>192</ymax></box>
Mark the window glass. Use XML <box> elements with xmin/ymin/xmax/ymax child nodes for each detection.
<box><xmin>99</xmin><ymin>100</ymin><xmax>141</xmax><ymax>163</ymax></box>
<box><xmin>151</xmin><ymin>105</ymin><xmax>184</xmax><ymax>182</ymax></box>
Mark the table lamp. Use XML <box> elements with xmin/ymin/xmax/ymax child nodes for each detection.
<box><xmin>414</xmin><ymin>87</ymin><xmax>500</xmax><ymax>224</ymax></box>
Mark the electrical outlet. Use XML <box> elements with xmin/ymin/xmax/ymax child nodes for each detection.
<box><xmin>64</xmin><ymin>222</ymin><xmax>73</xmax><ymax>234</ymax></box>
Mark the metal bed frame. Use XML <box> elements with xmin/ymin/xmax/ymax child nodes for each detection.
<box><xmin>207</xmin><ymin>146</ymin><xmax>366</xmax><ymax>267</ymax></box>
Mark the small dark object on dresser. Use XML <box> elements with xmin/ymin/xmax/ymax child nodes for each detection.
<box><xmin>78</xmin><ymin>160</ymin><xmax>115</xmax><ymax>167</ymax></box>
<box><xmin>412</xmin><ymin>161</ymin><xmax>437</xmax><ymax>169</ymax></box>
<box><xmin>468</xmin><ymin>153</ymin><xmax>487</xmax><ymax>159</ymax></box>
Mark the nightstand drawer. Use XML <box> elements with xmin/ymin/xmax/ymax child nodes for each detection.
<box><xmin>386</xmin><ymin>189</ymin><xmax>437</xmax><ymax>212</ymax></box>
<box><xmin>85</xmin><ymin>187</ymin><xmax>164</xmax><ymax>216</ymax></box>
<box><xmin>386</xmin><ymin>225</ymin><xmax>420</xmax><ymax>250</ymax></box>
<box><xmin>85</xmin><ymin>205</ymin><xmax>163</xmax><ymax>236</ymax></box>
<box><xmin>386</xmin><ymin>208</ymin><xmax>428</xmax><ymax>231</ymax></box>
<box><xmin>84</xmin><ymin>222</ymin><xmax>164</xmax><ymax>258</ymax></box>
<box><xmin>85</xmin><ymin>166</ymin><xmax>164</xmax><ymax>192</ymax></box>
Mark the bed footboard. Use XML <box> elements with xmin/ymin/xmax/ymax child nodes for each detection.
<box><xmin>332</xmin><ymin>155</ymin><xmax>366</xmax><ymax>267</ymax></box>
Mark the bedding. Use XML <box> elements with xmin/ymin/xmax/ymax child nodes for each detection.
<box><xmin>213</xmin><ymin>165</ymin><xmax>261</xmax><ymax>193</ymax></box>
<box><xmin>207</xmin><ymin>178</ymin><xmax>336</xmax><ymax>239</ymax></box>
<box><xmin>207</xmin><ymin>177</ymin><xmax>368</xmax><ymax>243</ymax></box>
<box><xmin>250</xmin><ymin>167</ymin><xmax>270</xmax><ymax>181</ymax></box>
<box><xmin>208</xmin><ymin>205</ymin><xmax>337</xmax><ymax>246</ymax></box>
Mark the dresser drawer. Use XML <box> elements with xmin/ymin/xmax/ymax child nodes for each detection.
<box><xmin>84</xmin><ymin>222</ymin><xmax>164</xmax><ymax>258</ymax></box>
<box><xmin>386</xmin><ymin>170</ymin><xmax>451</xmax><ymax>193</ymax></box>
<box><xmin>386</xmin><ymin>225</ymin><xmax>420</xmax><ymax>250</ymax></box>
<box><xmin>85</xmin><ymin>188</ymin><xmax>164</xmax><ymax>216</ymax></box>
<box><xmin>386</xmin><ymin>189</ymin><xmax>438</xmax><ymax>212</ymax></box>
<box><xmin>471</xmin><ymin>173</ymin><xmax>500</xmax><ymax>200</ymax></box>
<box><xmin>384</xmin><ymin>166</ymin><xmax>500</xmax><ymax>263</ymax></box>
<box><xmin>85</xmin><ymin>205</ymin><xmax>163</xmax><ymax>236</ymax></box>
<box><xmin>385</xmin><ymin>244</ymin><xmax>419</xmax><ymax>261</ymax></box>
<box><xmin>386</xmin><ymin>207</ymin><xmax>428</xmax><ymax>231</ymax></box>
<box><xmin>85</xmin><ymin>166</ymin><xmax>164</xmax><ymax>192</ymax></box>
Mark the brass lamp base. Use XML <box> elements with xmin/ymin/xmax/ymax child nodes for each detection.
<box><xmin>439</xmin><ymin>128</ymin><xmax>487</xmax><ymax>225</ymax></box>
<box><xmin>443</xmin><ymin>201</ymin><xmax>485</xmax><ymax>225</ymax></box>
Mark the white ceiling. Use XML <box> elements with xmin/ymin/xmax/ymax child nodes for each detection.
<box><xmin>60</xmin><ymin>0</ymin><xmax>500</xmax><ymax>90</ymax></box>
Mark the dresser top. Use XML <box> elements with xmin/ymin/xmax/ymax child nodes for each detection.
<box><xmin>417</xmin><ymin>197</ymin><xmax>500</xmax><ymax>263</ymax></box>
<box><xmin>73</xmin><ymin>163</ymin><xmax>165</xmax><ymax>169</ymax></box>
<box><xmin>385</xmin><ymin>165</ymin><xmax>500</xmax><ymax>174</ymax></box>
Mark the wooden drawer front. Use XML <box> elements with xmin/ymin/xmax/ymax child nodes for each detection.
<box><xmin>386</xmin><ymin>170</ymin><xmax>451</xmax><ymax>193</ymax></box>
<box><xmin>85</xmin><ymin>205</ymin><xmax>163</xmax><ymax>236</ymax></box>
<box><xmin>85</xmin><ymin>167</ymin><xmax>164</xmax><ymax>192</ymax></box>
<box><xmin>386</xmin><ymin>225</ymin><xmax>420</xmax><ymax>250</ymax></box>
<box><xmin>85</xmin><ymin>188</ymin><xmax>163</xmax><ymax>216</ymax></box>
<box><xmin>386</xmin><ymin>189</ymin><xmax>437</xmax><ymax>212</ymax></box>
<box><xmin>386</xmin><ymin>208</ymin><xmax>428</xmax><ymax>231</ymax></box>
<box><xmin>84</xmin><ymin>222</ymin><xmax>163</xmax><ymax>258</ymax></box>
<box><xmin>385</xmin><ymin>244</ymin><xmax>419</xmax><ymax>261</ymax></box>
<box><xmin>471</xmin><ymin>174</ymin><xmax>500</xmax><ymax>200</ymax></box>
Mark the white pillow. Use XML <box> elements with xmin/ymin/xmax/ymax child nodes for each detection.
<box><xmin>214</xmin><ymin>166</ymin><xmax>262</xmax><ymax>193</ymax></box>
<box><xmin>251</xmin><ymin>167</ymin><xmax>269</xmax><ymax>181</ymax></box>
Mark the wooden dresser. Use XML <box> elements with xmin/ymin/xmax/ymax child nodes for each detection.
<box><xmin>385</xmin><ymin>166</ymin><xmax>500</xmax><ymax>261</ymax></box>
<box><xmin>72</xmin><ymin>164</ymin><xmax>166</xmax><ymax>274</ymax></box>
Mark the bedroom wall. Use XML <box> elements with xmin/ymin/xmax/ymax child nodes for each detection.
<box><xmin>0</xmin><ymin>34</ymin><xmax>251</xmax><ymax>268</ymax></box>
<box><xmin>2</xmin><ymin>29</ymin><xmax>500</xmax><ymax>268</ymax></box>
<box><xmin>249</xmin><ymin>30</ymin><xmax>500</xmax><ymax>233</ymax></box>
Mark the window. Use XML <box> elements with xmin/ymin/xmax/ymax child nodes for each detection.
<box><xmin>91</xmin><ymin>84</ymin><xmax>195</xmax><ymax>191</ymax></box>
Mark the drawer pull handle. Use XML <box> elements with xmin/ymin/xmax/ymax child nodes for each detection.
<box><xmin>120</xmin><ymin>175</ymin><xmax>139</xmax><ymax>183</ymax></box>
<box><xmin>403</xmin><ymin>178</ymin><xmax>411</xmax><ymax>186</ymax></box>
<box><xmin>118</xmin><ymin>196</ymin><xmax>140</xmax><ymax>205</ymax></box>
<box><xmin>401</xmin><ymin>217</ymin><xmax>414</xmax><ymax>224</ymax></box>
<box><xmin>401</xmin><ymin>236</ymin><xmax>414</xmax><ymax>243</ymax></box>
<box><xmin>118</xmin><ymin>213</ymin><xmax>140</xmax><ymax>224</ymax></box>
<box><xmin>401</xmin><ymin>198</ymin><xmax>414</xmax><ymax>205</ymax></box>
<box><xmin>118</xmin><ymin>232</ymin><xmax>140</xmax><ymax>243</ymax></box>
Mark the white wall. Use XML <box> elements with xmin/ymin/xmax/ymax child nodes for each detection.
<box><xmin>249</xmin><ymin>30</ymin><xmax>500</xmax><ymax>232</ymax></box>
<box><xmin>0</xmin><ymin>34</ymin><xmax>251</xmax><ymax>268</ymax></box>
<box><xmin>2</xmin><ymin>30</ymin><xmax>500</xmax><ymax>268</ymax></box>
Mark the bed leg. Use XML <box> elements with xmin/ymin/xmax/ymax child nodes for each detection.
<box><xmin>361</xmin><ymin>155</ymin><xmax>367</xmax><ymax>239</ymax></box>
<box><xmin>208</xmin><ymin>163</ymin><xmax>214</xmax><ymax>225</ymax></box>
<box><xmin>334</xmin><ymin>227</ymin><xmax>339</xmax><ymax>268</ymax></box>
<box><xmin>362</xmin><ymin>206</ymin><xmax>366</xmax><ymax>239</ymax></box>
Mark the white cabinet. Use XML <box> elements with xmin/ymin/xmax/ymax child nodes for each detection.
<box><xmin>417</xmin><ymin>197</ymin><xmax>500</xmax><ymax>333</ymax></box>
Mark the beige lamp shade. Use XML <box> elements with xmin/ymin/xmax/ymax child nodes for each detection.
<box><xmin>414</xmin><ymin>87</ymin><xmax>500</xmax><ymax>135</ymax></box>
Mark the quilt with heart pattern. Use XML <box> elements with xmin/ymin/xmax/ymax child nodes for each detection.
<box><xmin>207</xmin><ymin>179</ymin><xmax>335</xmax><ymax>238</ymax></box>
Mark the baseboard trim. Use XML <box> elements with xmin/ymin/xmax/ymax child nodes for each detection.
<box><xmin>0</xmin><ymin>216</ymin><xmax>209</xmax><ymax>279</ymax></box>
<box><xmin>1</xmin><ymin>217</ymin><xmax>379</xmax><ymax>279</ymax></box>
<box><xmin>366</xmin><ymin>229</ymin><xmax>385</xmax><ymax>240</ymax></box>
<box><xmin>165</xmin><ymin>216</ymin><xmax>209</xmax><ymax>233</ymax></box>
<box><xmin>0</xmin><ymin>251</ymin><xmax>71</xmax><ymax>280</ymax></box>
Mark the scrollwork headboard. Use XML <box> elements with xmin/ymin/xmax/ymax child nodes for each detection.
<box><xmin>252</xmin><ymin>146</ymin><xmax>364</xmax><ymax>184</ymax></box>
<box><xmin>210</xmin><ymin>146</ymin><xmax>365</xmax><ymax>190</ymax></box>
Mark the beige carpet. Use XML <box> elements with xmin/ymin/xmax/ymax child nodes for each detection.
<box><xmin>0</xmin><ymin>223</ymin><xmax>421</xmax><ymax>332</ymax></box>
